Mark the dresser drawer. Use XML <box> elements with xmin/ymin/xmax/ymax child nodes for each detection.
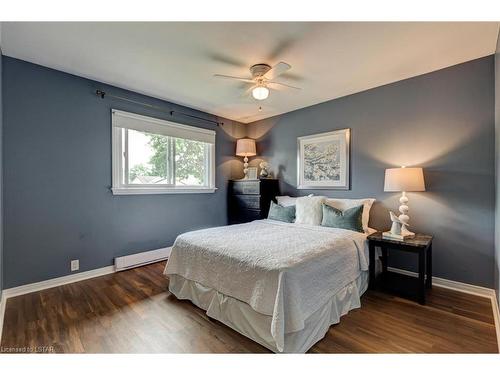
<box><xmin>228</xmin><ymin>179</ymin><xmax>279</xmax><ymax>224</ymax></box>
<box><xmin>231</xmin><ymin>195</ymin><xmax>261</xmax><ymax>209</ymax></box>
<box><xmin>230</xmin><ymin>181</ymin><xmax>260</xmax><ymax>195</ymax></box>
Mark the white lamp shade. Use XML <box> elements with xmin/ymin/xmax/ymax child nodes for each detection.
<box><xmin>384</xmin><ymin>167</ymin><xmax>425</xmax><ymax>192</ymax></box>
<box><xmin>252</xmin><ymin>86</ymin><xmax>269</xmax><ymax>100</ymax></box>
<box><xmin>236</xmin><ymin>138</ymin><xmax>256</xmax><ymax>157</ymax></box>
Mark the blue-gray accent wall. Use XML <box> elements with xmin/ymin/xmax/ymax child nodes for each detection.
<box><xmin>2</xmin><ymin>56</ymin><xmax>243</xmax><ymax>289</ymax></box>
<box><xmin>0</xmin><ymin>48</ymin><xmax>3</xmax><ymax>298</ymax></box>
<box><xmin>247</xmin><ymin>56</ymin><xmax>495</xmax><ymax>288</ymax></box>
<box><xmin>495</xmin><ymin>29</ymin><xmax>500</xmax><ymax>304</ymax></box>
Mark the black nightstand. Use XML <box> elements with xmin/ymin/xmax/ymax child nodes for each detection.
<box><xmin>228</xmin><ymin>179</ymin><xmax>280</xmax><ymax>224</ymax></box>
<box><xmin>367</xmin><ymin>232</ymin><xmax>433</xmax><ymax>304</ymax></box>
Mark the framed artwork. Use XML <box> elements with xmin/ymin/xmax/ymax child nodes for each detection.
<box><xmin>297</xmin><ymin>128</ymin><xmax>350</xmax><ymax>190</ymax></box>
<box><xmin>246</xmin><ymin>167</ymin><xmax>258</xmax><ymax>180</ymax></box>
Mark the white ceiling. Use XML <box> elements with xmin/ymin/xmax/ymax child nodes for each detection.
<box><xmin>2</xmin><ymin>22</ymin><xmax>499</xmax><ymax>123</ymax></box>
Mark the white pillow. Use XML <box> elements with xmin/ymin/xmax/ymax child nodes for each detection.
<box><xmin>276</xmin><ymin>194</ymin><xmax>313</xmax><ymax>207</ymax></box>
<box><xmin>324</xmin><ymin>198</ymin><xmax>375</xmax><ymax>233</ymax></box>
<box><xmin>295</xmin><ymin>196</ymin><xmax>326</xmax><ymax>225</ymax></box>
<box><xmin>276</xmin><ymin>196</ymin><xmax>298</xmax><ymax>207</ymax></box>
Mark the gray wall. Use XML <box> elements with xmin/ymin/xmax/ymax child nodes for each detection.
<box><xmin>2</xmin><ymin>56</ymin><xmax>244</xmax><ymax>288</ymax></box>
<box><xmin>247</xmin><ymin>56</ymin><xmax>495</xmax><ymax>288</ymax></box>
<box><xmin>0</xmin><ymin>48</ymin><xmax>3</xmax><ymax>298</ymax></box>
<box><xmin>495</xmin><ymin>30</ymin><xmax>500</xmax><ymax>303</ymax></box>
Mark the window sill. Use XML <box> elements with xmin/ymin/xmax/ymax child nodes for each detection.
<box><xmin>111</xmin><ymin>187</ymin><xmax>217</xmax><ymax>195</ymax></box>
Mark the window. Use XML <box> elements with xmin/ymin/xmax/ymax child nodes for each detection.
<box><xmin>112</xmin><ymin>110</ymin><xmax>216</xmax><ymax>195</ymax></box>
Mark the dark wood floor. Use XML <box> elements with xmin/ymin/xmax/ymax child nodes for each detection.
<box><xmin>1</xmin><ymin>261</ymin><xmax>498</xmax><ymax>353</ymax></box>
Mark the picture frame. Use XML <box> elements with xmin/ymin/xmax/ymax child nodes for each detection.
<box><xmin>246</xmin><ymin>167</ymin><xmax>258</xmax><ymax>180</ymax></box>
<box><xmin>297</xmin><ymin>128</ymin><xmax>350</xmax><ymax>190</ymax></box>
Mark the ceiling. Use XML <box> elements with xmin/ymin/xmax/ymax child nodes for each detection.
<box><xmin>2</xmin><ymin>22</ymin><xmax>499</xmax><ymax>123</ymax></box>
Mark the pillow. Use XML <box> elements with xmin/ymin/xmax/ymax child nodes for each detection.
<box><xmin>267</xmin><ymin>201</ymin><xmax>296</xmax><ymax>223</ymax></box>
<box><xmin>295</xmin><ymin>196</ymin><xmax>326</xmax><ymax>225</ymax></box>
<box><xmin>276</xmin><ymin>194</ymin><xmax>314</xmax><ymax>207</ymax></box>
<box><xmin>276</xmin><ymin>196</ymin><xmax>298</xmax><ymax>207</ymax></box>
<box><xmin>321</xmin><ymin>204</ymin><xmax>364</xmax><ymax>233</ymax></box>
<box><xmin>324</xmin><ymin>198</ymin><xmax>375</xmax><ymax>233</ymax></box>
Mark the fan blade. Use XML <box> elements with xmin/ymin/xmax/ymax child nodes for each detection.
<box><xmin>213</xmin><ymin>74</ymin><xmax>255</xmax><ymax>83</ymax></box>
<box><xmin>267</xmin><ymin>81</ymin><xmax>301</xmax><ymax>90</ymax></box>
<box><xmin>241</xmin><ymin>85</ymin><xmax>257</xmax><ymax>98</ymax></box>
<box><xmin>263</xmin><ymin>62</ymin><xmax>291</xmax><ymax>80</ymax></box>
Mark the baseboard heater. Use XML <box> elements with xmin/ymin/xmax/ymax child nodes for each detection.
<box><xmin>114</xmin><ymin>247</ymin><xmax>172</xmax><ymax>271</ymax></box>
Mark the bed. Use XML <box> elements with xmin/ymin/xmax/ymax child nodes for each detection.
<box><xmin>164</xmin><ymin>218</ymin><xmax>372</xmax><ymax>353</ymax></box>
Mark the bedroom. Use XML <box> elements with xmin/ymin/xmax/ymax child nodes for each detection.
<box><xmin>0</xmin><ymin>0</ymin><xmax>500</xmax><ymax>373</ymax></box>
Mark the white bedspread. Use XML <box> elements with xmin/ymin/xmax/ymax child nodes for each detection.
<box><xmin>164</xmin><ymin>219</ymin><xmax>369</xmax><ymax>351</ymax></box>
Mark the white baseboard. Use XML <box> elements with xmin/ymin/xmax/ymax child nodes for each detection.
<box><xmin>388</xmin><ymin>266</ymin><xmax>500</xmax><ymax>352</ymax></box>
<box><xmin>3</xmin><ymin>247</ymin><xmax>172</xmax><ymax>299</ymax></box>
<box><xmin>2</xmin><ymin>265</ymin><xmax>116</xmax><ymax>299</ymax></box>
<box><xmin>0</xmin><ymin>293</ymin><xmax>6</xmax><ymax>343</ymax></box>
<box><xmin>115</xmin><ymin>247</ymin><xmax>171</xmax><ymax>271</ymax></box>
<box><xmin>387</xmin><ymin>266</ymin><xmax>494</xmax><ymax>298</ymax></box>
<box><xmin>491</xmin><ymin>293</ymin><xmax>500</xmax><ymax>353</ymax></box>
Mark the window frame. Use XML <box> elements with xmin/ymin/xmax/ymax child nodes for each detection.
<box><xmin>111</xmin><ymin>109</ymin><xmax>216</xmax><ymax>195</ymax></box>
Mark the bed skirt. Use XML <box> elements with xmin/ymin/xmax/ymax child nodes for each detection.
<box><xmin>168</xmin><ymin>271</ymin><xmax>368</xmax><ymax>353</ymax></box>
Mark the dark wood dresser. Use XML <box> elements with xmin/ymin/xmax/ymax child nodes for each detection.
<box><xmin>228</xmin><ymin>179</ymin><xmax>280</xmax><ymax>224</ymax></box>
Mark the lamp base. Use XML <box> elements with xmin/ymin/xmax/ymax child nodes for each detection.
<box><xmin>243</xmin><ymin>156</ymin><xmax>249</xmax><ymax>179</ymax></box>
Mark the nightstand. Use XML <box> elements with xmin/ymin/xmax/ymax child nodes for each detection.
<box><xmin>367</xmin><ymin>232</ymin><xmax>433</xmax><ymax>304</ymax></box>
<box><xmin>228</xmin><ymin>179</ymin><xmax>280</xmax><ymax>224</ymax></box>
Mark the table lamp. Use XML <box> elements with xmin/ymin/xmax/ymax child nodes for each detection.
<box><xmin>384</xmin><ymin>166</ymin><xmax>425</xmax><ymax>240</ymax></box>
<box><xmin>236</xmin><ymin>138</ymin><xmax>256</xmax><ymax>179</ymax></box>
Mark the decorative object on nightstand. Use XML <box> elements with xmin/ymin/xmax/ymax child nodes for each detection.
<box><xmin>367</xmin><ymin>231</ymin><xmax>433</xmax><ymax>304</ymax></box>
<box><xmin>236</xmin><ymin>138</ymin><xmax>256</xmax><ymax>179</ymax></box>
<box><xmin>383</xmin><ymin>166</ymin><xmax>425</xmax><ymax>240</ymax></box>
<box><xmin>247</xmin><ymin>167</ymin><xmax>258</xmax><ymax>180</ymax></box>
<box><xmin>259</xmin><ymin>161</ymin><xmax>269</xmax><ymax>178</ymax></box>
<box><xmin>228</xmin><ymin>179</ymin><xmax>280</xmax><ymax>224</ymax></box>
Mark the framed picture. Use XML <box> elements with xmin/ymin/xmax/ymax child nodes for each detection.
<box><xmin>247</xmin><ymin>167</ymin><xmax>258</xmax><ymax>180</ymax></box>
<box><xmin>297</xmin><ymin>128</ymin><xmax>350</xmax><ymax>190</ymax></box>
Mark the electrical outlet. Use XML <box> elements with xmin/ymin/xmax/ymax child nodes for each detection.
<box><xmin>71</xmin><ymin>259</ymin><xmax>79</xmax><ymax>272</ymax></box>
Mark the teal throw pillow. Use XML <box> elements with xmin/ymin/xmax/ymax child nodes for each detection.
<box><xmin>268</xmin><ymin>201</ymin><xmax>296</xmax><ymax>223</ymax></box>
<box><xmin>321</xmin><ymin>203</ymin><xmax>364</xmax><ymax>233</ymax></box>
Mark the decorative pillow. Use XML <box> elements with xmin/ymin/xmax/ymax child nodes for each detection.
<box><xmin>321</xmin><ymin>204</ymin><xmax>364</xmax><ymax>233</ymax></box>
<box><xmin>324</xmin><ymin>198</ymin><xmax>375</xmax><ymax>233</ymax></box>
<box><xmin>295</xmin><ymin>196</ymin><xmax>326</xmax><ymax>226</ymax></box>
<box><xmin>267</xmin><ymin>201</ymin><xmax>296</xmax><ymax>223</ymax></box>
<box><xmin>276</xmin><ymin>194</ymin><xmax>313</xmax><ymax>207</ymax></box>
<box><xmin>276</xmin><ymin>196</ymin><xmax>298</xmax><ymax>207</ymax></box>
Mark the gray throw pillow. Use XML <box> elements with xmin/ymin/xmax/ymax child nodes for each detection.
<box><xmin>321</xmin><ymin>203</ymin><xmax>364</xmax><ymax>233</ymax></box>
<box><xmin>268</xmin><ymin>201</ymin><xmax>296</xmax><ymax>223</ymax></box>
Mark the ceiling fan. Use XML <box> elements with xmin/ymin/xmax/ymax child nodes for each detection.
<box><xmin>214</xmin><ymin>61</ymin><xmax>301</xmax><ymax>101</ymax></box>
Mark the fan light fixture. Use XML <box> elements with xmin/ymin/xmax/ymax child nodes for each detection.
<box><xmin>252</xmin><ymin>86</ymin><xmax>269</xmax><ymax>100</ymax></box>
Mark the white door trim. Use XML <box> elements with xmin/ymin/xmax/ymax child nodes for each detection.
<box><xmin>0</xmin><ymin>294</ymin><xmax>6</xmax><ymax>343</ymax></box>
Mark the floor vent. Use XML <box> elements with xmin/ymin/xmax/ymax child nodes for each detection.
<box><xmin>114</xmin><ymin>247</ymin><xmax>171</xmax><ymax>271</ymax></box>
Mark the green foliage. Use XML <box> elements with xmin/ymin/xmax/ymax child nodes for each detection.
<box><xmin>131</xmin><ymin>132</ymin><xmax>205</xmax><ymax>185</ymax></box>
<box><xmin>148</xmin><ymin>134</ymin><xmax>169</xmax><ymax>178</ymax></box>
<box><xmin>173</xmin><ymin>137</ymin><xmax>205</xmax><ymax>183</ymax></box>
<box><xmin>130</xmin><ymin>164</ymin><xmax>152</xmax><ymax>181</ymax></box>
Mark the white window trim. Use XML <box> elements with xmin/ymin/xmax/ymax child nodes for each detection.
<box><xmin>111</xmin><ymin>109</ymin><xmax>217</xmax><ymax>195</ymax></box>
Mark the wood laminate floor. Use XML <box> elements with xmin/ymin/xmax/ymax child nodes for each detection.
<box><xmin>1</xmin><ymin>262</ymin><xmax>498</xmax><ymax>353</ymax></box>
